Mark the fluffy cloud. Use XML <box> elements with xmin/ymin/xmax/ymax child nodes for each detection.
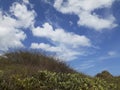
<box><xmin>0</xmin><ymin>11</ymin><xmax>25</xmax><ymax>51</ymax></box>
<box><xmin>31</xmin><ymin>23</ymin><xmax>91</xmax><ymax>61</ymax></box>
<box><xmin>0</xmin><ymin>0</ymin><xmax>92</xmax><ymax>60</ymax></box>
<box><xmin>53</xmin><ymin>0</ymin><xmax>117</xmax><ymax>30</ymax></box>
<box><xmin>0</xmin><ymin>1</ymin><xmax>36</xmax><ymax>51</ymax></box>
<box><xmin>31</xmin><ymin>42</ymin><xmax>83</xmax><ymax>61</ymax></box>
<box><xmin>10</xmin><ymin>2</ymin><xmax>35</xmax><ymax>28</ymax></box>
<box><xmin>31</xmin><ymin>43</ymin><xmax>62</xmax><ymax>52</ymax></box>
<box><xmin>78</xmin><ymin>12</ymin><xmax>116</xmax><ymax>30</ymax></box>
<box><xmin>31</xmin><ymin>41</ymin><xmax>85</xmax><ymax>61</ymax></box>
<box><xmin>32</xmin><ymin>23</ymin><xmax>91</xmax><ymax>47</ymax></box>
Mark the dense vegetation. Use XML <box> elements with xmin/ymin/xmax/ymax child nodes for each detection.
<box><xmin>0</xmin><ymin>51</ymin><xmax>119</xmax><ymax>90</ymax></box>
<box><xmin>96</xmin><ymin>70</ymin><xmax>120</xmax><ymax>90</ymax></box>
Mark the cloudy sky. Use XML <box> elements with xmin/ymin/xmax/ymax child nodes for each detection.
<box><xmin>0</xmin><ymin>0</ymin><xmax>120</xmax><ymax>76</ymax></box>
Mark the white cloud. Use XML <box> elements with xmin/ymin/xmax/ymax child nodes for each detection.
<box><xmin>0</xmin><ymin>1</ymin><xmax>36</xmax><ymax>51</ymax></box>
<box><xmin>0</xmin><ymin>0</ymin><xmax>93</xmax><ymax>61</ymax></box>
<box><xmin>53</xmin><ymin>0</ymin><xmax>117</xmax><ymax>31</ymax></box>
<box><xmin>31</xmin><ymin>23</ymin><xmax>91</xmax><ymax>61</ymax></box>
<box><xmin>10</xmin><ymin>2</ymin><xmax>36</xmax><ymax>28</ymax></box>
<box><xmin>0</xmin><ymin>0</ymin><xmax>91</xmax><ymax>60</ymax></box>
<box><xmin>54</xmin><ymin>0</ymin><xmax>114</xmax><ymax>12</ymax></box>
<box><xmin>31</xmin><ymin>42</ymin><xmax>82</xmax><ymax>61</ymax></box>
<box><xmin>32</xmin><ymin>23</ymin><xmax>91</xmax><ymax>47</ymax></box>
<box><xmin>31</xmin><ymin>43</ymin><xmax>62</xmax><ymax>52</ymax></box>
<box><xmin>0</xmin><ymin>11</ymin><xmax>26</xmax><ymax>51</ymax></box>
<box><xmin>108</xmin><ymin>51</ymin><xmax>117</xmax><ymax>56</ymax></box>
<box><xmin>78</xmin><ymin>12</ymin><xmax>117</xmax><ymax>30</ymax></box>
<box><xmin>23</xmin><ymin>0</ymin><xmax>30</xmax><ymax>4</ymax></box>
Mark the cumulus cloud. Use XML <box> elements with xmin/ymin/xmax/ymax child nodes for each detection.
<box><xmin>53</xmin><ymin>0</ymin><xmax>117</xmax><ymax>30</ymax></box>
<box><xmin>31</xmin><ymin>23</ymin><xmax>91</xmax><ymax>61</ymax></box>
<box><xmin>0</xmin><ymin>11</ymin><xmax>26</xmax><ymax>51</ymax></box>
<box><xmin>0</xmin><ymin>0</ymin><xmax>92</xmax><ymax>61</ymax></box>
<box><xmin>32</xmin><ymin>23</ymin><xmax>91</xmax><ymax>47</ymax></box>
<box><xmin>0</xmin><ymin>0</ymin><xmax>36</xmax><ymax>51</ymax></box>
<box><xmin>78</xmin><ymin>12</ymin><xmax>116</xmax><ymax>30</ymax></box>
<box><xmin>10</xmin><ymin>2</ymin><xmax>36</xmax><ymax>28</ymax></box>
<box><xmin>31</xmin><ymin>43</ymin><xmax>62</xmax><ymax>52</ymax></box>
<box><xmin>31</xmin><ymin>42</ymin><xmax>83</xmax><ymax>61</ymax></box>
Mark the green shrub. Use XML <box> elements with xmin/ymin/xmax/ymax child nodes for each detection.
<box><xmin>0</xmin><ymin>71</ymin><xmax>116</xmax><ymax>90</ymax></box>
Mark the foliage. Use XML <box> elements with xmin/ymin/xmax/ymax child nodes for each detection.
<box><xmin>96</xmin><ymin>70</ymin><xmax>113</xmax><ymax>79</ymax></box>
<box><xmin>96</xmin><ymin>71</ymin><xmax>120</xmax><ymax>90</ymax></box>
<box><xmin>0</xmin><ymin>71</ymin><xmax>116</xmax><ymax>90</ymax></box>
<box><xmin>0</xmin><ymin>51</ymin><xmax>119</xmax><ymax>90</ymax></box>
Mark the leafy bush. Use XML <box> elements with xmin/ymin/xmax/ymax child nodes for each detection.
<box><xmin>96</xmin><ymin>70</ymin><xmax>113</xmax><ymax>79</ymax></box>
<box><xmin>0</xmin><ymin>71</ymin><xmax>116</xmax><ymax>90</ymax></box>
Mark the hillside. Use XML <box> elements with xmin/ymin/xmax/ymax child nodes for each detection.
<box><xmin>0</xmin><ymin>51</ymin><xmax>118</xmax><ymax>90</ymax></box>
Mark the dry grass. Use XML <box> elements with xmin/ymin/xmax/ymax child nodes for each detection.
<box><xmin>0</xmin><ymin>50</ymin><xmax>76</xmax><ymax>76</ymax></box>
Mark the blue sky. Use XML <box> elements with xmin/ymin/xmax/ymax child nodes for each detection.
<box><xmin>0</xmin><ymin>0</ymin><xmax>120</xmax><ymax>76</ymax></box>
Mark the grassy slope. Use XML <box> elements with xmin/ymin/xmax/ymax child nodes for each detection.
<box><xmin>0</xmin><ymin>51</ymin><xmax>119</xmax><ymax>90</ymax></box>
<box><xmin>0</xmin><ymin>51</ymin><xmax>77</xmax><ymax>75</ymax></box>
